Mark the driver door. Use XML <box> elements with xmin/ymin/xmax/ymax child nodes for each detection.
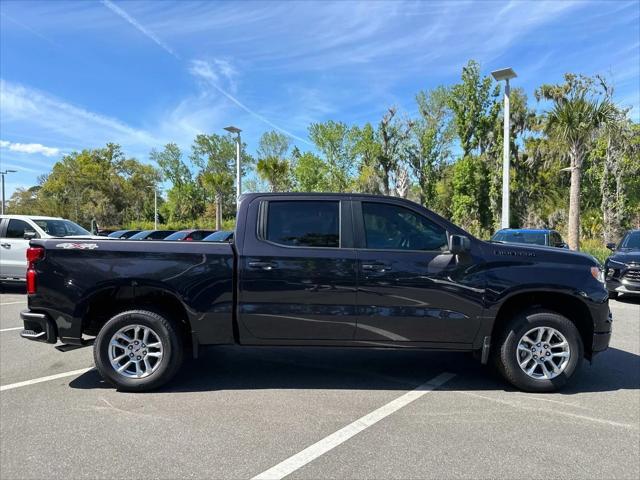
<box><xmin>0</xmin><ymin>218</ymin><xmax>37</xmax><ymax>279</ymax></box>
<box><xmin>353</xmin><ymin>200</ymin><xmax>484</xmax><ymax>345</ymax></box>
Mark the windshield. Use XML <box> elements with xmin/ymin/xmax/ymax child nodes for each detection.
<box><xmin>203</xmin><ymin>230</ymin><xmax>233</xmax><ymax>242</ymax></box>
<box><xmin>492</xmin><ymin>231</ymin><xmax>547</xmax><ymax>246</ymax></box>
<box><xmin>33</xmin><ymin>219</ymin><xmax>91</xmax><ymax>237</ymax></box>
<box><xmin>619</xmin><ymin>231</ymin><xmax>640</xmax><ymax>250</ymax></box>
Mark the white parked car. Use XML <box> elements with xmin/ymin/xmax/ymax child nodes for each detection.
<box><xmin>0</xmin><ymin>215</ymin><xmax>96</xmax><ymax>282</ymax></box>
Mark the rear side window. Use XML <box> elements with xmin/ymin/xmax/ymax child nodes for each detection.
<box><xmin>266</xmin><ymin>201</ymin><xmax>339</xmax><ymax>248</ymax></box>
<box><xmin>362</xmin><ymin>202</ymin><xmax>447</xmax><ymax>251</ymax></box>
<box><xmin>5</xmin><ymin>219</ymin><xmax>33</xmax><ymax>239</ymax></box>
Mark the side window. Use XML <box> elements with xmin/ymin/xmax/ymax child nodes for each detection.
<box><xmin>6</xmin><ymin>219</ymin><xmax>33</xmax><ymax>239</ymax></box>
<box><xmin>362</xmin><ymin>202</ymin><xmax>447</xmax><ymax>251</ymax></box>
<box><xmin>266</xmin><ymin>201</ymin><xmax>340</xmax><ymax>248</ymax></box>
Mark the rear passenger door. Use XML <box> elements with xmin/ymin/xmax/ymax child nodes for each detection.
<box><xmin>237</xmin><ymin>197</ymin><xmax>357</xmax><ymax>341</ymax></box>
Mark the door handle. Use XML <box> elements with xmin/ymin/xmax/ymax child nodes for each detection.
<box><xmin>362</xmin><ymin>263</ymin><xmax>392</xmax><ymax>273</ymax></box>
<box><xmin>248</xmin><ymin>261</ymin><xmax>278</xmax><ymax>271</ymax></box>
<box><xmin>0</xmin><ymin>243</ymin><xmax>10</xmax><ymax>249</ymax></box>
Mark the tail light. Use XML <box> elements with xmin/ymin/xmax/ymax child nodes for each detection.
<box><xmin>26</xmin><ymin>246</ymin><xmax>45</xmax><ymax>294</ymax></box>
<box><xmin>184</xmin><ymin>237</ymin><xmax>194</xmax><ymax>242</ymax></box>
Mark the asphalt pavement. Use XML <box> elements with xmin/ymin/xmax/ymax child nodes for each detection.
<box><xmin>1</xmin><ymin>286</ymin><xmax>638</xmax><ymax>479</ymax></box>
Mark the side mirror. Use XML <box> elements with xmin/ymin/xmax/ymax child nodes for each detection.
<box><xmin>606</xmin><ymin>242</ymin><xmax>616</xmax><ymax>251</ymax></box>
<box><xmin>556</xmin><ymin>242</ymin><xmax>568</xmax><ymax>249</ymax></box>
<box><xmin>449</xmin><ymin>234</ymin><xmax>471</xmax><ymax>255</ymax></box>
<box><xmin>24</xmin><ymin>230</ymin><xmax>38</xmax><ymax>240</ymax></box>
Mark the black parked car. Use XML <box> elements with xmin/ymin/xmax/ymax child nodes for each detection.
<box><xmin>128</xmin><ymin>230</ymin><xmax>177</xmax><ymax>240</ymax></box>
<box><xmin>202</xmin><ymin>230</ymin><xmax>233</xmax><ymax>242</ymax></box>
<box><xmin>107</xmin><ymin>230</ymin><xmax>141</xmax><ymax>239</ymax></box>
<box><xmin>163</xmin><ymin>230</ymin><xmax>216</xmax><ymax>241</ymax></box>
<box><xmin>491</xmin><ymin>229</ymin><xmax>568</xmax><ymax>248</ymax></box>
<box><xmin>605</xmin><ymin>229</ymin><xmax>640</xmax><ymax>299</ymax></box>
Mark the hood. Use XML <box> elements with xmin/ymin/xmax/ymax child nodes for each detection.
<box><xmin>608</xmin><ymin>250</ymin><xmax>640</xmax><ymax>265</ymax></box>
<box><xmin>486</xmin><ymin>241</ymin><xmax>599</xmax><ymax>266</ymax></box>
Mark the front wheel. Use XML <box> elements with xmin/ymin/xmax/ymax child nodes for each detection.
<box><xmin>608</xmin><ymin>291</ymin><xmax>619</xmax><ymax>300</ymax></box>
<box><xmin>494</xmin><ymin>309</ymin><xmax>583</xmax><ymax>392</ymax></box>
<box><xmin>94</xmin><ymin>310</ymin><xmax>184</xmax><ymax>392</ymax></box>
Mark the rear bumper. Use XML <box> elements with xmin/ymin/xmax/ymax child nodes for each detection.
<box><xmin>20</xmin><ymin>310</ymin><xmax>57</xmax><ymax>344</ymax></box>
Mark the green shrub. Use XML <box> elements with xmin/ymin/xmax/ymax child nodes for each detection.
<box><xmin>581</xmin><ymin>238</ymin><xmax>610</xmax><ymax>264</ymax></box>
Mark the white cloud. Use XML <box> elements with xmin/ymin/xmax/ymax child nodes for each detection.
<box><xmin>189</xmin><ymin>59</ymin><xmax>312</xmax><ymax>145</ymax></box>
<box><xmin>0</xmin><ymin>79</ymin><xmax>160</xmax><ymax>152</ymax></box>
<box><xmin>0</xmin><ymin>140</ymin><xmax>60</xmax><ymax>156</ymax></box>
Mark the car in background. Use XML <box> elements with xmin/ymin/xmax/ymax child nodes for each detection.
<box><xmin>107</xmin><ymin>230</ymin><xmax>141</xmax><ymax>239</ymax></box>
<box><xmin>491</xmin><ymin>228</ymin><xmax>568</xmax><ymax>248</ymax></box>
<box><xmin>0</xmin><ymin>214</ymin><xmax>94</xmax><ymax>282</ymax></box>
<box><xmin>163</xmin><ymin>229</ymin><xmax>216</xmax><ymax>241</ymax></box>
<box><xmin>604</xmin><ymin>229</ymin><xmax>640</xmax><ymax>298</ymax></box>
<box><xmin>203</xmin><ymin>230</ymin><xmax>233</xmax><ymax>242</ymax></box>
<box><xmin>128</xmin><ymin>230</ymin><xmax>176</xmax><ymax>240</ymax></box>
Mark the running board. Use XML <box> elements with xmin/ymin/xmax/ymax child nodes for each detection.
<box><xmin>55</xmin><ymin>339</ymin><xmax>94</xmax><ymax>352</ymax></box>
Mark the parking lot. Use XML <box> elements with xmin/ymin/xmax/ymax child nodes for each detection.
<box><xmin>0</xmin><ymin>288</ymin><xmax>638</xmax><ymax>480</ymax></box>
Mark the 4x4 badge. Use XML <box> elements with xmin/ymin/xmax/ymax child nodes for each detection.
<box><xmin>55</xmin><ymin>243</ymin><xmax>99</xmax><ymax>250</ymax></box>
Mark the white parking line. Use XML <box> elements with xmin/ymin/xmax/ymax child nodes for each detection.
<box><xmin>251</xmin><ymin>372</ymin><xmax>455</xmax><ymax>480</ymax></box>
<box><xmin>0</xmin><ymin>368</ymin><xmax>94</xmax><ymax>392</ymax></box>
<box><xmin>0</xmin><ymin>327</ymin><xmax>23</xmax><ymax>332</ymax></box>
<box><xmin>0</xmin><ymin>301</ymin><xmax>26</xmax><ymax>306</ymax></box>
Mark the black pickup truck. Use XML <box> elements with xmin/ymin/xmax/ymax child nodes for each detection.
<box><xmin>20</xmin><ymin>193</ymin><xmax>612</xmax><ymax>392</ymax></box>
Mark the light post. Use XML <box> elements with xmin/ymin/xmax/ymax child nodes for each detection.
<box><xmin>491</xmin><ymin>67</ymin><xmax>517</xmax><ymax>229</ymax></box>
<box><xmin>0</xmin><ymin>169</ymin><xmax>18</xmax><ymax>215</ymax></box>
<box><xmin>224</xmin><ymin>125</ymin><xmax>242</xmax><ymax>206</ymax></box>
<box><xmin>146</xmin><ymin>185</ymin><xmax>158</xmax><ymax>230</ymax></box>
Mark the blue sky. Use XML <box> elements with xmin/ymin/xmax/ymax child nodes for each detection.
<box><xmin>1</xmin><ymin>0</ymin><xmax>639</xmax><ymax>198</ymax></box>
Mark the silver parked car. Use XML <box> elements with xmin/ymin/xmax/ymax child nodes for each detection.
<box><xmin>0</xmin><ymin>215</ymin><xmax>95</xmax><ymax>282</ymax></box>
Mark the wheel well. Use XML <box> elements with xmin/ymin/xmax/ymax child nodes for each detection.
<box><xmin>492</xmin><ymin>292</ymin><xmax>594</xmax><ymax>357</ymax></box>
<box><xmin>82</xmin><ymin>288</ymin><xmax>192</xmax><ymax>349</ymax></box>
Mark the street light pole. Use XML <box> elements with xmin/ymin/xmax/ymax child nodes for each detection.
<box><xmin>153</xmin><ymin>187</ymin><xmax>158</xmax><ymax>230</ymax></box>
<box><xmin>224</xmin><ymin>126</ymin><xmax>242</xmax><ymax>207</ymax></box>
<box><xmin>146</xmin><ymin>185</ymin><xmax>158</xmax><ymax>229</ymax></box>
<box><xmin>491</xmin><ymin>67</ymin><xmax>517</xmax><ymax>230</ymax></box>
<box><xmin>0</xmin><ymin>170</ymin><xmax>18</xmax><ymax>215</ymax></box>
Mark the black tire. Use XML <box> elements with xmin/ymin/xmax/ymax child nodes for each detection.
<box><xmin>94</xmin><ymin>310</ymin><xmax>184</xmax><ymax>392</ymax></box>
<box><xmin>493</xmin><ymin>309</ymin><xmax>583</xmax><ymax>392</ymax></box>
<box><xmin>608</xmin><ymin>291</ymin><xmax>619</xmax><ymax>300</ymax></box>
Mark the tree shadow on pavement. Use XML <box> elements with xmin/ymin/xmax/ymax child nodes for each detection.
<box><xmin>612</xmin><ymin>295</ymin><xmax>640</xmax><ymax>305</ymax></box>
<box><xmin>69</xmin><ymin>344</ymin><xmax>640</xmax><ymax>394</ymax></box>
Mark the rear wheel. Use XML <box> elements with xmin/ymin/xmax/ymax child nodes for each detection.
<box><xmin>94</xmin><ymin>310</ymin><xmax>183</xmax><ymax>392</ymax></box>
<box><xmin>494</xmin><ymin>309</ymin><xmax>583</xmax><ymax>392</ymax></box>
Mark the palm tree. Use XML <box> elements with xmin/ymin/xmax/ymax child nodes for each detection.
<box><xmin>536</xmin><ymin>75</ymin><xmax>614</xmax><ymax>250</ymax></box>
<box><xmin>256</xmin><ymin>157</ymin><xmax>290</xmax><ymax>192</ymax></box>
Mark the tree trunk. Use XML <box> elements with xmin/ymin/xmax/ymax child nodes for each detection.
<box><xmin>215</xmin><ymin>193</ymin><xmax>222</xmax><ymax>231</ymax></box>
<box><xmin>382</xmin><ymin>169</ymin><xmax>390</xmax><ymax>196</ymax></box>
<box><xmin>601</xmin><ymin>134</ymin><xmax>615</xmax><ymax>244</ymax></box>
<box><xmin>568</xmin><ymin>147</ymin><xmax>582</xmax><ymax>250</ymax></box>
